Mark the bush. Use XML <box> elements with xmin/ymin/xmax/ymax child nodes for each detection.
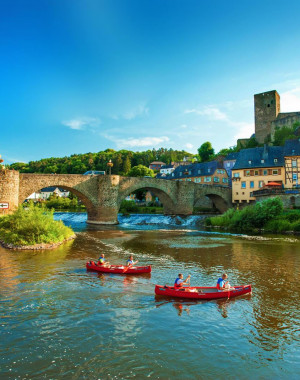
<box><xmin>0</xmin><ymin>202</ymin><xmax>74</xmax><ymax>246</ymax></box>
<box><xmin>120</xmin><ymin>200</ymin><xmax>139</xmax><ymax>213</ymax></box>
<box><xmin>265</xmin><ymin>219</ymin><xmax>293</xmax><ymax>233</ymax></box>
<box><xmin>207</xmin><ymin>197</ymin><xmax>283</xmax><ymax>232</ymax></box>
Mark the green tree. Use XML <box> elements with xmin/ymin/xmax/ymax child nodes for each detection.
<box><xmin>122</xmin><ymin>156</ymin><xmax>131</xmax><ymax>174</ymax></box>
<box><xmin>198</xmin><ymin>142</ymin><xmax>214</xmax><ymax>162</ymax></box>
<box><xmin>128</xmin><ymin>165</ymin><xmax>154</xmax><ymax>177</ymax></box>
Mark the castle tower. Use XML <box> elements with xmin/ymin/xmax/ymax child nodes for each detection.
<box><xmin>254</xmin><ymin>90</ymin><xmax>280</xmax><ymax>143</ymax></box>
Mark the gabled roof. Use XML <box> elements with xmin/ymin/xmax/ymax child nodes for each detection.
<box><xmin>233</xmin><ymin>145</ymin><xmax>284</xmax><ymax>170</ymax></box>
<box><xmin>41</xmin><ymin>187</ymin><xmax>68</xmax><ymax>192</ymax></box>
<box><xmin>224</xmin><ymin>152</ymin><xmax>239</xmax><ymax>161</ymax></box>
<box><xmin>160</xmin><ymin>164</ymin><xmax>174</xmax><ymax>169</ymax></box>
<box><xmin>283</xmin><ymin>139</ymin><xmax>300</xmax><ymax>156</ymax></box>
<box><xmin>149</xmin><ymin>161</ymin><xmax>166</xmax><ymax>165</ymax></box>
<box><xmin>168</xmin><ymin>161</ymin><xmax>223</xmax><ymax>180</ymax></box>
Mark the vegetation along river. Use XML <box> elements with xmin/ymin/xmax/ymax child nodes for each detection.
<box><xmin>0</xmin><ymin>213</ymin><xmax>299</xmax><ymax>379</ymax></box>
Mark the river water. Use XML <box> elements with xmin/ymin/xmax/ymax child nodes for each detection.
<box><xmin>0</xmin><ymin>213</ymin><xmax>299</xmax><ymax>379</ymax></box>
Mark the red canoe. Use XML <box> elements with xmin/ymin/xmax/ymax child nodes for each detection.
<box><xmin>155</xmin><ymin>284</ymin><xmax>252</xmax><ymax>300</ymax></box>
<box><xmin>86</xmin><ymin>261</ymin><xmax>151</xmax><ymax>274</ymax></box>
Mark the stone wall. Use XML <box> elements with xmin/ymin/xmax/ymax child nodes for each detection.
<box><xmin>0</xmin><ymin>170</ymin><xmax>20</xmax><ymax>215</ymax></box>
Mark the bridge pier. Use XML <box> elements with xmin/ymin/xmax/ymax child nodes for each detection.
<box><xmin>86</xmin><ymin>206</ymin><xmax>119</xmax><ymax>225</ymax></box>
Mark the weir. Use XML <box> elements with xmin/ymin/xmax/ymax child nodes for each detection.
<box><xmin>0</xmin><ymin>171</ymin><xmax>232</xmax><ymax>224</ymax></box>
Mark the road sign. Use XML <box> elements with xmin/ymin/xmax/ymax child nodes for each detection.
<box><xmin>0</xmin><ymin>202</ymin><xmax>9</xmax><ymax>209</ymax></box>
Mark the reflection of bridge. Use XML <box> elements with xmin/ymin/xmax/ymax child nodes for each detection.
<box><xmin>1</xmin><ymin>171</ymin><xmax>232</xmax><ymax>224</ymax></box>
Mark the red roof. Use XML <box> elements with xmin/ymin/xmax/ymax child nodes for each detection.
<box><xmin>266</xmin><ymin>182</ymin><xmax>281</xmax><ymax>186</ymax></box>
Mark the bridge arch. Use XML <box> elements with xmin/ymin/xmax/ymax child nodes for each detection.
<box><xmin>117</xmin><ymin>177</ymin><xmax>178</xmax><ymax>214</ymax></box>
<box><xmin>194</xmin><ymin>185</ymin><xmax>232</xmax><ymax>213</ymax></box>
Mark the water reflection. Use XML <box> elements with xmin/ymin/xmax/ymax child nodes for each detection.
<box><xmin>1</xmin><ymin>218</ymin><xmax>300</xmax><ymax>378</ymax></box>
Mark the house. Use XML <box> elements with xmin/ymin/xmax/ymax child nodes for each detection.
<box><xmin>40</xmin><ymin>187</ymin><xmax>69</xmax><ymax>200</ymax></box>
<box><xmin>283</xmin><ymin>139</ymin><xmax>300</xmax><ymax>188</ymax></box>
<box><xmin>149</xmin><ymin>161</ymin><xmax>166</xmax><ymax>171</ymax></box>
<box><xmin>223</xmin><ymin>152</ymin><xmax>239</xmax><ymax>187</ymax></box>
<box><xmin>231</xmin><ymin>145</ymin><xmax>284</xmax><ymax>204</ymax></box>
<box><xmin>167</xmin><ymin>161</ymin><xmax>229</xmax><ymax>185</ymax></box>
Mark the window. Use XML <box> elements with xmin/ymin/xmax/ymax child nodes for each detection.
<box><xmin>236</xmin><ymin>192</ymin><xmax>238</xmax><ymax>195</ymax></box>
<box><xmin>241</xmin><ymin>181</ymin><xmax>246</xmax><ymax>189</ymax></box>
<box><xmin>259</xmin><ymin>181</ymin><xmax>264</xmax><ymax>188</ymax></box>
<box><xmin>227</xmin><ymin>163</ymin><xmax>231</xmax><ymax>168</ymax></box>
<box><xmin>292</xmin><ymin>160</ymin><xmax>297</xmax><ymax>168</ymax></box>
<box><xmin>233</xmin><ymin>172</ymin><xmax>240</xmax><ymax>178</ymax></box>
<box><xmin>250</xmin><ymin>181</ymin><xmax>254</xmax><ymax>188</ymax></box>
<box><xmin>198</xmin><ymin>169</ymin><xmax>201</xmax><ymax>174</ymax></box>
<box><xmin>179</xmin><ymin>172</ymin><xmax>182</xmax><ymax>176</ymax></box>
<box><xmin>254</xmin><ymin>170</ymin><xmax>259</xmax><ymax>176</ymax></box>
<box><xmin>250</xmin><ymin>192</ymin><xmax>253</xmax><ymax>197</ymax></box>
<box><xmin>222</xmin><ymin>178</ymin><xmax>228</xmax><ymax>183</ymax></box>
<box><xmin>293</xmin><ymin>173</ymin><xmax>297</xmax><ymax>181</ymax></box>
<box><xmin>246</xmin><ymin>170</ymin><xmax>250</xmax><ymax>176</ymax></box>
<box><xmin>187</xmin><ymin>178</ymin><xmax>192</xmax><ymax>181</ymax></box>
<box><xmin>261</xmin><ymin>159</ymin><xmax>264</xmax><ymax>164</ymax></box>
<box><xmin>214</xmin><ymin>177</ymin><xmax>220</xmax><ymax>183</ymax></box>
<box><xmin>188</xmin><ymin>171</ymin><xmax>191</xmax><ymax>175</ymax></box>
<box><xmin>207</xmin><ymin>168</ymin><xmax>211</xmax><ymax>173</ymax></box>
<box><xmin>274</xmin><ymin>158</ymin><xmax>278</xmax><ymax>163</ymax></box>
<box><xmin>204</xmin><ymin>177</ymin><xmax>211</xmax><ymax>182</ymax></box>
<box><xmin>248</xmin><ymin>160</ymin><xmax>252</xmax><ymax>164</ymax></box>
<box><xmin>172</xmin><ymin>173</ymin><xmax>174</xmax><ymax>177</ymax></box>
<box><xmin>263</xmin><ymin>170</ymin><xmax>268</xmax><ymax>176</ymax></box>
<box><xmin>272</xmin><ymin>170</ymin><xmax>278</xmax><ymax>175</ymax></box>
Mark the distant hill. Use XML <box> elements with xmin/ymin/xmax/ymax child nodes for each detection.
<box><xmin>8</xmin><ymin>148</ymin><xmax>194</xmax><ymax>175</ymax></box>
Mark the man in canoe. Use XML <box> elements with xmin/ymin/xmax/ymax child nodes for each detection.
<box><xmin>217</xmin><ymin>273</ymin><xmax>234</xmax><ymax>291</ymax></box>
<box><xmin>126</xmin><ymin>255</ymin><xmax>138</xmax><ymax>267</ymax></box>
<box><xmin>174</xmin><ymin>273</ymin><xmax>191</xmax><ymax>288</ymax></box>
<box><xmin>98</xmin><ymin>254</ymin><xmax>110</xmax><ymax>267</ymax></box>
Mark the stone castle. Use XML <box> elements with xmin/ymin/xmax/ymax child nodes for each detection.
<box><xmin>254</xmin><ymin>90</ymin><xmax>300</xmax><ymax>143</ymax></box>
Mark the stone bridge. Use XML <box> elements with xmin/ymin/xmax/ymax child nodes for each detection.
<box><xmin>0</xmin><ymin>171</ymin><xmax>232</xmax><ymax>224</ymax></box>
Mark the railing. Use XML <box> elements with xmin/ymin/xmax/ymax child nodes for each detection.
<box><xmin>253</xmin><ymin>188</ymin><xmax>300</xmax><ymax>196</ymax></box>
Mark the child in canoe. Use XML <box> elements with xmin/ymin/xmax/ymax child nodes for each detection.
<box><xmin>217</xmin><ymin>273</ymin><xmax>235</xmax><ymax>291</ymax></box>
<box><xmin>98</xmin><ymin>254</ymin><xmax>110</xmax><ymax>267</ymax></box>
<box><xmin>126</xmin><ymin>255</ymin><xmax>138</xmax><ymax>267</ymax></box>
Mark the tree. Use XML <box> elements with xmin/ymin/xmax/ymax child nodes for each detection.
<box><xmin>122</xmin><ymin>156</ymin><xmax>131</xmax><ymax>174</ymax></box>
<box><xmin>127</xmin><ymin>165</ymin><xmax>154</xmax><ymax>177</ymax></box>
<box><xmin>197</xmin><ymin>142</ymin><xmax>214</xmax><ymax>162</ymax></box>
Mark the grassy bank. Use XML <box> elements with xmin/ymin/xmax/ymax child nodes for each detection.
<box><xmin>0</xmin><ymin>203</ymin><xmax>75</xmax><ymax>247</ymax></box>
<box><xmin>206</xmin><ymin>197</ymin><xmax>300</xmax><ymax>233</ymax></box>
<box><xmin>119</xmin><ymin>200</ymin><xmax>163</xmax><ymax>214</ymax></box>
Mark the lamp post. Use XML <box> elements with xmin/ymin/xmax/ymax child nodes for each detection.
<box><xmin>107</xmin><ymin>159</ymin><xmax>113</xmax><ymax>175</ymax></box>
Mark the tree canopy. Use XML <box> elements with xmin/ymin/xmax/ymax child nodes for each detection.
<box><xmin>197</xmin><ymin>142</ymin><xmax>215</xmax><ymax>162</ymax></box>
<box><xmin>127</xmin><ymin>165</ymin><xmax>154</xmax><ymax>177</ymax></box>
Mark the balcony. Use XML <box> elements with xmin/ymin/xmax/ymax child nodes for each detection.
<box><xmin>253</xmin><ymin>188</ymin><xmax>300</xmax><ymax>196</ymax></box>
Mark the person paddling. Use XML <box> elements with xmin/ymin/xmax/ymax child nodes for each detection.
<box><xmin>126</xmin><ymin>255</ymin><xmax>138</xmax><ymax>267</ymax></box>
<box><xmin>98</xmin><ymin>253</ymin><xmax>110</xmax><ymax>267</ymax></box>
<box><xmin>174</xmin><ymin>273</ymin><xmax>191</xmax><ymax>288</ymax></box>
<box><xmin>217</xmin><ymin>273</ymin><xmax>234</xmax><ymax>291</ymax></box>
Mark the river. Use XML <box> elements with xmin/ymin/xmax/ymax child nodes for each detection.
<box><xmin>0</xmin><ymin>213</ymin><xmax>299</xmax><ymax>379</ymax></box>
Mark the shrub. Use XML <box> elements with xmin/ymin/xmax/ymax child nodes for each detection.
<box><xmin>0</xmin><ymin>202</ymin><xmax>74</xmax><ymax>246</ymax></box>
<box><xmin>265</xmin><ymin>219</ymin><xmax>292</xmax><ymax>233</ymax></box>
<box><xmin>207</xmin><ymin>197</ymin><xmax>284</xmax><ymax>232</ymax></box>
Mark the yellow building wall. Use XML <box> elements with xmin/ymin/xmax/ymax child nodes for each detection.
<box><xmin>232</xmin><ymin>167</ymin><xmax>284</xmax><ymax>203</ymax></box>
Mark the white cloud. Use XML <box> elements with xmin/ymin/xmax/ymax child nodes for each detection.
<box><xmin>114</xmin><ymin>136</ymin><xmax>170</xmax><ymax>148</ymax></box>
<box><xmin>185</xmin><ymin>143</ymin><xmax>194</xmax><ymax>150</ymax></box>
<box><xmin>280</xmin><ymin>87</ymin><xmax>300</xmax><ymax>112</ymax></box>
<box><xmin>233</xmin><ymin>122</ymin><xmax>254</xmax><ymax>141</ymax></box>
<box><xmin>62</xmin><ymin>117</ymin><xmax>101</xmax><ymax>130</ymax></box>
<box><xmin>181</xmin><ymin>124</ymin><xmax>187</xmax><ymax>128</ymax></box>
<box><xmin>184</xmin><ymin>106</ymin><xmax>228</xmax><ymax>121</ymax></box>
<box><xmin>122</xmin><ymin>104</ymin><xmax>149</xmax><ymax>120</ymax></box>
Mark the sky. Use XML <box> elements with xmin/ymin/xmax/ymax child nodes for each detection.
<box><xmin>1</xmin><ymin>0</ymin><xmax>300</xmax><ymax>164</ymax></box>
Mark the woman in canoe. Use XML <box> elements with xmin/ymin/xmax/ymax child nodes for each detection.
<box><xmin>174</xmin><ymin>273</ymin><xmax>191</xmax><ymax>288</ymax></box>
<box><xmin>126</xmin><ymin>255</ymin><xmax>138</xmax><ymax>267</ymax></box>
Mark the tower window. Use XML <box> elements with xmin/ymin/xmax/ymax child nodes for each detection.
<box><xmin>267</xmin><ymin>104</ymin><xmax>270</xmax><ymax>107</ymax></box>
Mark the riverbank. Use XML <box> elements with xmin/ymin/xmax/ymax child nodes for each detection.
<box><xmin>206</xmin><ymin>197</ymin><xmax>300</xmax><ymax>234</ymax></box>
<box><xmin>0</xmin><ymin>203</ymin><xmax>75</xmax><ymax>249</ymax></box>
<box><xmin>0</xmin><ymin>234</ymin><xmax>76</xmax><ymax>250</ymax></box>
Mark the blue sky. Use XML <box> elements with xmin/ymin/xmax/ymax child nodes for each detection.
<box><xmin>2</xmin><ymin>0</ymin><xmax>300</xmax><ymax>164</ymax></box>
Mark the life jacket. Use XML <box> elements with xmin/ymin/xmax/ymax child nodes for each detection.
<box><xmin>216</xmin><ymin>283</ymin><xmax>221</xmax><ymax>290</ymax></box>
<box><xmin>174</xmin><ymin>278</ymin><xmax>183</xmax><ymax>288</ymax></box>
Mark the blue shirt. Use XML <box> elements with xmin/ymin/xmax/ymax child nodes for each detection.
<box><xmin>217</xmin><ymin>277</ymin><xmax>226</xmax><ymax>288</ymax></box>
<box><xmin>99</xmin><ymin>257</ymin><xmax>105</xmax><ymax>263</ymax></box>
<box><xmin>175</xmin><ymin>278</ymin><xmax>183</xmax><ymax>286</ymax></box>
<box><xmin>127</xmin><ymin>259</ymin><xmax>133</xmax><ymax>265</ymax></box>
